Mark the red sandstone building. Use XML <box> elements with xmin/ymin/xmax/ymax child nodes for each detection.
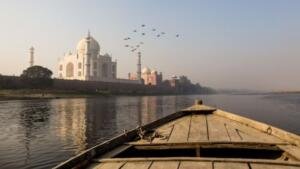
<box><xmin>129</xmin><ymin>67</ymin><xmax>162</xmax><ymax>86</ymax></box>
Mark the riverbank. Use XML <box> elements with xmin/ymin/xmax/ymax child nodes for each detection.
<box><xmin>0</xmin><ymin>76</ymin><xmax>216</xmax><ymax>99</ymax></box>
<box><xmin>0</xmin><ymin>89</ymin><xmax>111</xmax><ymax>101</ymax></box>
<box><xmin>0</xmin><ymin>89</ymin><xmax>214</xmax><ymax>101</ymax></box>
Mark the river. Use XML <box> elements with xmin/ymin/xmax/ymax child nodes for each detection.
<box><xmin>0</xmin><ymin>94</ymin><xmax>300</xmax><ymax>169</ymax></box>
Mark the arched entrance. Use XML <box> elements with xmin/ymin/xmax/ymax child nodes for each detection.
<box><xmin>66</xmin><ymin>62</ymin><xmax>74</xmax><ymax>77</ymax></box>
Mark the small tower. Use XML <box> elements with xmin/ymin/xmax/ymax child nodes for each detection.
<box><xmin>29</xmin><ymin>46</ymin><xmax>34</xmax><ymax>67</ymax></box>
<box><xmin>85</xmin><ymin>30</ymin><xmax>91</xmax><ymax>80</ymax></box>
<box><xmin>137</xmin><ymin>52</ymin><xmax>142</xmax><ymax>80</ymax></box>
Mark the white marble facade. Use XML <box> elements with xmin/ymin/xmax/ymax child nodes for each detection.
<box><xmin>58</xmin><ymin>32</ymin><xmax>117</xmax><ymax>81</ymax></box>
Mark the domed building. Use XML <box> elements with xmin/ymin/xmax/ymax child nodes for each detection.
<box><xmin>141</xmin><ymin>67</ymin><xmax>162</xmax><ymax>85</ymax></box>
<box><xmin>58</xmin><ymin>32</ymin><xmax>117</xmax><ymax>81</ymax></box>
<box><xmin>129</xmin><ymin>67</ymin><xmax>162</xmax><ymax>86</ymax></box>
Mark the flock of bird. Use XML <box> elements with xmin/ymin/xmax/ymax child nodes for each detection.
<box><xmin>123</xmin><ymin>24</ymin><xmax>180</xmax><ymax>53</ymax></box>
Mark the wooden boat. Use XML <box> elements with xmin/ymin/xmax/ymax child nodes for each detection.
<box><xmin>53</xmin><ymin>100</ymin><xmax>300</xmax><ymax>169</ymax></box>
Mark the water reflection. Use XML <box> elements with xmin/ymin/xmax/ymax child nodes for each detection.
<box><xmin>55</xmin><ymin>99</ymin><xmax>88</xmax><ymax>153</ymax></box>
<box><xmin>19</xmin><ymin>101</ymin><xmax>51</xmax><ymax>167</ymax></box>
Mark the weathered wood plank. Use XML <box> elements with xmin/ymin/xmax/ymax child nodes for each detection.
<box><xmin>278</xmin><ymin>145</ymin><xmax>300</xmax><ymax>161</ymax></box>
<box><xmin>150</xmin><ymin>161</ymin><xmax>179</xmax><ymax>169</ymax></box>
<box><xmin>168</xmin><ymin>116</ymin><xmax>191</xmax><ymax>143</ymax></box>
<box><xmin>121</xmin><ymin>161</ymin><xmax>152</xmax><ymax>169</ymax></box>
<box><xmin>223</xmin><ymin>123</ymin><xmax>243</xmax><ymax>141</ymax></box>
<box><xmin>150</xmin><ymin>115</ymin><xmax>189</xmax><ymax>143</ymax></box>
<box><xmin>214</xmin><ymin>110</ymin><xmax>300</xmax><ymax>146</ymax></box>
<box><xmin>180</xmin><ymin>161</ymin><xmax>212</xmax><ymax>169</ymax></box>
<box><xmin>250</xmin><ymin>163</ymin><xmax>300</xmax><ymax>169</ymax></box>
<box><xmin>151</xmin><ymin>125</ymin><xmax>174</xmax><ymax>143</ymax></box>
<box><xmin>188</xmin><ymin>115</ymin><xmax>208</xmax><ymax>142</ymax></box>
<box><xmin>207</xmin><ymin>115</ymin><xmax>230</xmax><ymax>141</ymax></box>
<box><xmin>218</xmin><ymin>116</ymin><xmax>255</xmax><ymax>142</ymax></box>
<box><xmin>88</xmin><ymin>162</ymin><xmax>125</xmax><ymax>169</ymax></box>
<box><xmin>214</xmin><ymin>162</ymin><xmax>249</xmax><ymax>169</ymax></box>
<box><xmin>98</xmin><ymin>158</ymin><xmax>300</xmax><ymax>167</ymax></box>
<box><xmin>215</xmin><ymin>114</ymin><xmax>285</xmax><ymax>143</ymax></box>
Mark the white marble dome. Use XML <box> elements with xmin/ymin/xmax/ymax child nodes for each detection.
<box><xmin>151</xmin><ymin>70</ymin><xmax>157</xmax><ymax>74</ymax></box>
<box><xmin>142</xmin><ymin>67</ymin><xmax>151</xmax><ymax>74</ymax></box>
<box><xmin>76</xmin><ymin>32</ymin><xmax>100</xmax><ymax>54</ymax></box>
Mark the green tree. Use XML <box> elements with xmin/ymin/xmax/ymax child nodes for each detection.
<box><xmin>20</xmin><ymin>66</ymin><xmax>53</xmax><ymax>88</ymax></box>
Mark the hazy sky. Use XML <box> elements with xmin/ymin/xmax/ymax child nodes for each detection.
<box><xmin>1</xmin><ymin>0</ymin><xmax>300</xmax><ymax>91</ymax></box>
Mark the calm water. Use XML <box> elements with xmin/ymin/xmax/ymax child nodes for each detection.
<box><xmin>0</xmin><ymin>94</ymin><xmax>300</xmax><ymax>169</ymax></box>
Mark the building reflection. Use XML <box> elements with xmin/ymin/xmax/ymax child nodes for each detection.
<box><xmin>55</xmin><ymin>99</ymin><xmax>87</xmax><ymax>153</ymax></box>
<box><xmin>84</xmin><ymin>98</ymin><xmax>118</xmax><ymax>144</ymax></box>
<box><xmin>19</xmin><ymin>100</ymin><xmax>51</xmax><ymax>166</ymax></box>
<box><xmin>53</xmin><ymin>97</ymin><xmax>118</xmax><ymax>153</ymax></box>
<box><xmin>139</xmin><ymin>96</ymin><xmax>162</xmax><ymax>124</ymax></box>
<box><xmin>137</xmin><ymin>95</ymin><xmax>191</xmax><ymax>125</ymax></box>
<box><xmin>115</xmin><ymin>96</ymin><xmax>165</xmax><ymax>131</ymax></box>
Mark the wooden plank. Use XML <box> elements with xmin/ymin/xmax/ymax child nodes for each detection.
<box><xmin>168</xmin><ymin>116</ymin><xmax>192</xmax><ymax>143</ymax></box>
<box><xmin>214</xmin><ymin>162</ymin><xmax>249</xmax><ymax>169</ymax></box>
<box><xmin>150</xmin><ymin>161</ymin><xmax>179</xmax><ymax>169</ymax></box>
<box><xmin>150</xmin><ymin>115</ymin><xmax>189</xmax><ymax>144</ymax></box>
<box><xmin>188</xmin><ymin>115</ymin><xmax>208</xmax><ymax>142</ymax></box>
<box><xmin>88</xmin><ymin>162</ymin><xmax>125</xmax><ymax>169</ymax></box>
<box><xmin>219</xmin><ymin>116</ymin><xmax>256</xmax><ymax>142</ymax></box>
<box><xmin>98</xmin><ymin>157</ymin><xmax>300</xmax><ymax>166</ymax></box>
<box><xmin>151</xmin><ymin>124</ymin><xmax>174</xmax><ymax>143</ymax></box>
<box><xmin>215</xmin><ymin>114</ymin><xmax>285</xmax><ymax>143</ymax></box>
<box><xmin>180</xmin><ymin>161</ymin><xmax>212</xmax><ymax>169</ymax></box>
<box><xmin>207</xmin><ymin>114</ymin><xmax>230</xmax><ymax>141</ymax></box>
<box><xmin>121</xmin><ymin>161</ymin><xmax>152</xmax><ymax>169</ymax></box>
<box><xmin>278</xmin><ymin>145</ymin><xmax>300</xmax><ymax>161</ymax></box>
<box><xmin>251</xmin><ymin>163</ymin><xmax>300</xmax><ymax>169</ymax></box>
<box><xmin>224</xmin><ymin>122</ymin><xmax>243</xmax><ymax>141</ymax></box>
<box><xmin>214</xmin><ymin>110</ymin><xmax>300</xmax><ymax>146</ymax></box>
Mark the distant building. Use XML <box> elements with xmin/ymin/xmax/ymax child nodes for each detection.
<box><xmin>168</xmin><ymin>75</ymin><xmax>179</xmax><ymax>87</ymax></box>
<box><xmin>58</xmin><ymin>31</ymin><xmax>139</xmax><ymax>84</ymax></box>
<box><xmin>58</xmin><ymin>31</ymin><xmax>116</xmax><ymax>81</ymax></box>
<box><xmin>29</xmin><ymin>46</ymin><xmax>34</xmax><ymax>67</ymax></box>
<box><xmin>129</xmin><ymin>67</ymin><xmax>162</xmax><ymax>86</ymax></box>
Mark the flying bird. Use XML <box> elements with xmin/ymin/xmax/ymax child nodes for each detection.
<box><xmin>141</xmin><ymin>24</ymin><xmax>146</xmax><ymax>27</ymax></box>
<box><xmin>124</xmin><ymin>45</ymin><xmax>129</xmax><ymax>47</ymax></box>
<box><xmin>152</xmin><ymin>28</ymin><xmax>156</xmax><ymax>31</ymax></box>
<box><xmin>161</xmin><ymin>32</ymin><xmax>165</xmax><ymax>35</ymax></box>
<box><xmin>176</xmin><ymin>34</ymin><xmax>179</xmax><ymax>38</ymax></box>
<box><xmin>141</xmin><ymin>33</ymin><xmax>145</xmax><ymax>36</ymax></box>
<box><xmin>133</xmin><ymin>30</ymin><xmax>137</xmax><ymax>32</ymax></box>
<box><xmin>157</xmin><ymin>34</ymin><xmax>160</xmax><ymax>37</ymax></box>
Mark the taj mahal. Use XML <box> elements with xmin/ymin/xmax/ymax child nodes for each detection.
<box><xmin>56</xmin><ymin>31</ymin><xmax>163</xmax><ymax>85</ymax></box>
<box><xmin>57</xmin><ymin>32</ymin><xmax>139</xmax><ymax>84</ymax></box>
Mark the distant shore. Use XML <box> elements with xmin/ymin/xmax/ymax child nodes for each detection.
<box><xmin>0</xmin><ymin>89</ymin><xmax>213</xmax><ymax>101</ymax></box>
<box><xmin>269</xmin><ymin>91</ymin><xmax>300</xmax><ymax>94</ymax></box>
<box><xmin>0</xmin><ymin>89</ymin><xmax>111</xmax><ymax>101</ymax></box>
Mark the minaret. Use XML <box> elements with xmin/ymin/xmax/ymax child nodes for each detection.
<box><xmin>29</xmin><ymin>46</ymin><xmax>34</xmax><ymax>67</ymax></box>
<box><xmin>85</xmin><ymin>31</ymin><xmax>91</xmax><ymax>80</ymax></box>
<box><xmin>137</xmin><ymin>52</ymin><xmax>142</xmax><ymax>80</ymax></box>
